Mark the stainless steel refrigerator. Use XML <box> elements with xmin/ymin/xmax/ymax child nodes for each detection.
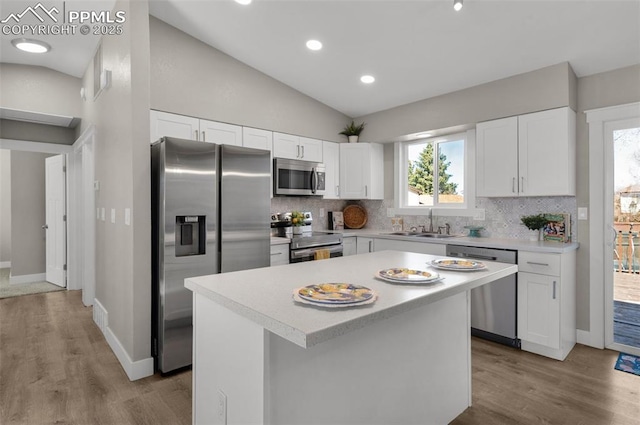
<box><xmin>151</xmin><ymin>137</ymin><xmax>271</xmax><ymax>373</ymax></box>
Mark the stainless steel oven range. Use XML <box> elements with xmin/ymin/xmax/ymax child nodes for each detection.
<box><xmin>289</xmin><ymin>232</ymin><xmax>343</xmax><ymax>262</ymax></box>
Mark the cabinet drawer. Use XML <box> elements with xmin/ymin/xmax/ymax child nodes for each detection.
<box><xmin>518</xmin><ymin>251</ymin><xmax>560</xmax><ymax>276</ymax></box>
<box><xmin>270</xmin><ymin>244</ymin><xmax>290</xmax><ymax>266</ymax></box>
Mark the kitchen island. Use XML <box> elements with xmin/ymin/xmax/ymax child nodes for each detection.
<box><xmin>185</xmin><ymin>251</ymin><xmax>517</xmax><ymax>425</ymax></box>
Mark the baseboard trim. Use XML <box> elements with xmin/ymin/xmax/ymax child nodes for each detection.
<box><xmin>93</xmin><ymin>298</ymin><xmax>154</xmax><ymax>381</ymax></box>
<box><xmin>576</xmin><ymin>329</ymin><xmax>605</xmax><ymax>349</ymax></box>
<box><xmin>9</xmin><ymin>272</ymin><xmax>46</xmax><ymax>285</ymax></box>
<box><xmin>0</xmin><ymin>261</ymin><xmax>11</xmax><ymax>268</ymax></box>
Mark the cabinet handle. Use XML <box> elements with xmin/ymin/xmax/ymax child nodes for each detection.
<box><xmin>552</xmin><ymin>281</ymin><xmax>557</xmax><ymax>299</ymax></box>
<box><xmin>521</xmin><ymin>176</ymin><xmax>524</xmax><ymax>193</ymax></box>
<box><xmin>368</xmin><ymin>241</ymin><xmax>373</xmax><ymax>252</ymax></box>
<box><xmin>271</xmin><ymin>252</ymin><xmax>282</xmax><ymax>256</ymax></box>
<box><xmin>526</xmin><ymin>261</ymin><xmax>550</xmax><ymax>266</ymax></box>
<box><xmin>301</xmin><ymin>145</ymin><xmax>305</xmax><ymax>158</ymax></box>
<box><xmin>512</xmin><ymin>177</ymin><xmax>516</xmax><ymax>193</ymax></box>
<box><xmin>365</xmin><ymin>185</ymin><xmax>368</xmax><ymax>197</ymax></box>
<box><xmin>297</xmin><ymin>145</ymin><xmax>300</xmax><ymax>158</ymax></box>
<box><xmin>336</xmin><ymin>185</ymin><xmax>340</xmax><ymax>197</ymax></box>
<box><xmin>202</xmin><ymin>131</ymin><xmax>206</xmax><ymax>142</ymax></box>
<box><xmin>195</xmin><ymin>130</ymin><xmax>199</xmax><ymax>141</ymax></box>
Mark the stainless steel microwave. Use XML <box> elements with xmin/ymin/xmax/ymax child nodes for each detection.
<box><xmin>273</xmin><ymin>158</ymin><xmax>326</xmax><ymax>196</ymax></box>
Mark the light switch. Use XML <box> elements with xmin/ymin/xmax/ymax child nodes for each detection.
<box><xmin>124</xmin><ymin>208</ymin><xmax>131</xmax><ymax>226</ymax></box>
<box><xmin>473</xmin><ymin>209</ymin><xmax>486</xmax><ymax>221</ymax></box>
<box><xmin>111</xmin><ymin>208</ymin><xmax>116</xmax><ymax>224</ymax></box>
<box><xmin>578</xmin><ymin>207</ymin><xmax>588</xmax><ymax>220</ymax></box>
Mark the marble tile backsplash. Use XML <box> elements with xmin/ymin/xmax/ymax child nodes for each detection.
<box><xmin>271</xmin><ymin>196</ymin><xmax>577</xmax><ymax>242</ymax></box>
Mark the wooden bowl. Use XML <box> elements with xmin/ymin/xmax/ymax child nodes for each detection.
<box><xmin>343</xmin><ymin>205</ymin><xmax>368</xmax><ymax>229</ymax></box>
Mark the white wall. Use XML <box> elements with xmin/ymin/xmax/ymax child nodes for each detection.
<box><xmin>79</xmin><ymin>0</ymin><xmax>152</xmax><ymax>374</ymax></box>
<box><xmin>0</xmin><ymin>149</ymin><xmax>11</xmax><ymax>266</ymax></box>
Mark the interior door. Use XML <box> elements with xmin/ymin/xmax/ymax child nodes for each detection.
<box><xmin>45</xmin><ymin>155</ymin><xmax>66</xmax><ymax>287</ymax></box>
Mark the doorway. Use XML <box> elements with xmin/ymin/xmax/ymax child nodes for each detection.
<box><xmin>610</xmin><ymin>123</ymin><xmax>640</xmax><ymax>351</ymax></box>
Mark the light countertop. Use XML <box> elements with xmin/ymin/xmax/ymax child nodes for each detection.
<box><xmin>312</xmin><ymin>228</ymin><xmax>579</xmax><ymax>253</ymax></box>
<box><xmin>185</xmin><ymin>251</ymin><xmax>517</xmax><ymax>348</ymax></box>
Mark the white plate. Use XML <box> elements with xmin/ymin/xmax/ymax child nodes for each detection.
<box><xmin>376</xmin><ymin>268</ymin><xmax>441</xmax><ymax>283</ymax></box>
<box><xmin>430</xmin><ymin>258</ymin><xmax>486</xmax><ymax>271</ymax></box>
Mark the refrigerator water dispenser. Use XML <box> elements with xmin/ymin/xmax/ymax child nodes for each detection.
<box><xmin>175</xmin><ymin>215</ymin><xmax>206</xmax><ymax>256</ymax></box>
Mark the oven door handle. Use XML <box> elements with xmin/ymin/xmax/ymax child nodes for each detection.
<box><xmin>291</xmin><ymin>245</ymin><xmax>343</xmax><ymax>260</ymax></box>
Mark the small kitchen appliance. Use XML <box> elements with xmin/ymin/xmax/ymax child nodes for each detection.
<box><xmin>273</xmin><ymin>158</ymin><xmax>326</xmax><ymax>196</ymax></box>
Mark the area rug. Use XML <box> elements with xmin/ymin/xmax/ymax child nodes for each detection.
<box><xmin>614</xmin><ymin>353</ymin><xmax>640</xmax><ymax>376</ymax></box>
<box><xmin>0</xmin><ymin>268</ymin><xmax>65</xmax><ymax>299</ymax></box>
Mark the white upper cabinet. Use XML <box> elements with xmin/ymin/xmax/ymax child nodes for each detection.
<box><xmin>298</xmin><ymin>137</ymin><xmax>323</xmax><ymax>162</ymax></box>
<box><xmin>200</xmin><ymin>120</ymin><xmax>242</xmax><ymax>146</ymax></box>
<box><xmin>339</xmin><ymin>143</ymin><xmax>384</xmax><ymax>200</ymax></box>
<box><xmin>150</xmin><ymin>111</ymin><xmax>242</xmax><ymax>146</ymax></box>
<box><xmin>273</xmin><ymin>133</ymin><xmax>323</xmax><ymax>162</ymax></box>
<box><xmin>322</xmin><ymin>141</ymin><xmax>340</xmax><ymax>199</ymax></box>
<box><xmin>476</xmin><ymin>107</ymin><xmax>576</xmax><ymax>197</ymax></box>
<box><xmin>273</xmin><ymin>132</ymin><xmax>300</xmax><ymax>159</ymax></box>
<box><xmin>150</xmin><ymin>110</ymin><xmax>200</xmax><ymax>143</ymax></box>
<box><xmin>242</xmin><ymin>127</ymin><xmax>273</xmax><ymax>151</ymax></box>
<box><xmin>476</xmin><ymin>116</ymin><xmax>519</xmax><ymax>196</ymax></box>
<box><xmin>518</xmin><ymin>108</ymin><xmax>576</xmax><ymax>196</ymax></box>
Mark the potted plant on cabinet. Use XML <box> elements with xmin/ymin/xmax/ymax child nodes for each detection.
<box><xmin>521</xmin><ymin>214</ymin><xmax>548</xmax><ymax>241</ymax></box>
<box><xmin>339</xmin><ymin>120</ymin><xmax>366</xmax><ymax>143</ymax></box>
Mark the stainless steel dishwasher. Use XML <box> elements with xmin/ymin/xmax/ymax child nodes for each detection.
<box><xmin>446</xmin><ymin>245</ymin><xmax>520</xmax><ymax>348</ymax></box>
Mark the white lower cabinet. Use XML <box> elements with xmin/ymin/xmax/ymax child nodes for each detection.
<box><xmin>270</xmin><ymin>244</ymin><xmax>289</xmax><ymax>266</ymax></box>
<box><xmin>356</xmin><ymin>237</ymin><xmax>375</xmax><ymax>254</ymax></box>
<box><xmin>374</xmin><ymin>239</ymin><xmax>446</xmax><ymax>256</ymax></box>
<box><xmin>517</xmin><ymin>250</ymin><xmax>576</xmax><ymax>360</ymax></box>
<box><xmin>343</xmin><ymin>236</ymin><xmax>357</xmax><ymax>256</ymax></box>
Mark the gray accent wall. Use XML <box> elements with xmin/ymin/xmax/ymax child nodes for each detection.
<box><xmin>355</xmin><ymin>62</ymin><xmax>577</xmax><ymax>143</ymax></box>
<box><xmin>9</xmin><ymin>151</ymin><xmax>52</xmax><ymax>277</ymax></box>
<box><xmin>0</xmin><ymin>64</ymin><xmax>82</xmax><ymax>119</ymax></box>
<box><xmin>149</xmin><ymin>17</ymin><xmax>350</xmax><ymax>142</ymax></box>
<box><xmin>0</xmin><ymin>120</ymin><xmax>76</xmax><ymax>145</ymax></box>
<box><xmin>79</xmin><ymin>0</ymin><xmax>152</xmax><ymax>364</ymax></box>
<box><xmin>0</xmin><ymin>150</ymin><xmax>10</xmax><ymax>265</ymax></box>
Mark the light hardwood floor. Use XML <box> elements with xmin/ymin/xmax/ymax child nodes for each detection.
<box><xmin>1</xmin><ymin>290</ymin><xmax>638</xmax><ymax>424</ymax></box>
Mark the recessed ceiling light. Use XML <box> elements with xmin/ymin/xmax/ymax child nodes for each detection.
<box><xmin>235</xmin><ymin>0</ymin><xmax>252</xmax><ymax>5</ymax></box>
<box><xmin>11</xmin><ymin>38</ymin><xmax>50</xmax><ymax>54</ymax></box>
<box><xmin>453</xmin><ymin>0</ymin><xmax>463</xmax><ymax>12</ymax></box>
<box><xmin>360</xmin><ymin>75</ymin><xmax>375</xmax><ymax>84</ymax></box>
<box><xmin>306</xmin><ymin>40</ymin><xmax>323</xmax><ymax>51</ymax></box>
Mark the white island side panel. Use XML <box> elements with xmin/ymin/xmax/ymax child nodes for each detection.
<box><xmin>192</xmin><ymin>289</ymin><xmax>471</xmax><ymax>425</ymax></box>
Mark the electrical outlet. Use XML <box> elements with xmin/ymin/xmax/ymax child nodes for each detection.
<box><xmin>473</xmin><ymin>209</ymin><xmax>485</xmax><ymax>221</ymax></box>
<box><xmin>218</xmin><ymin>389</ymin><xmax>227</xmax><ymax>424</ymax></box>
<box><xmin>387</xmin><ymin>208</ymin><xmax>395</xmax><ymax>217</ymax></box>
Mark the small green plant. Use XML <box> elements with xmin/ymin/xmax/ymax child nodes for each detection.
<box><xmin>339</xmin><ymin>120</ymin><xmax>366</xmax><ymax>136</ymax></box>
<box><xmin>291</xmin><ymin>211</ymin><xmax>305</xmax><ymax>226</ymax></box>
<box><xmin>521</xmin><ymin>214</ymin><xmax>548</xmax><ymax>230</ymax></box>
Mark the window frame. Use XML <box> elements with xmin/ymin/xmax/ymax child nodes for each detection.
<box><xmin>393</xmin><ymin>129</ymin><xmax>478</xmax><ymax>217</ymax></box>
